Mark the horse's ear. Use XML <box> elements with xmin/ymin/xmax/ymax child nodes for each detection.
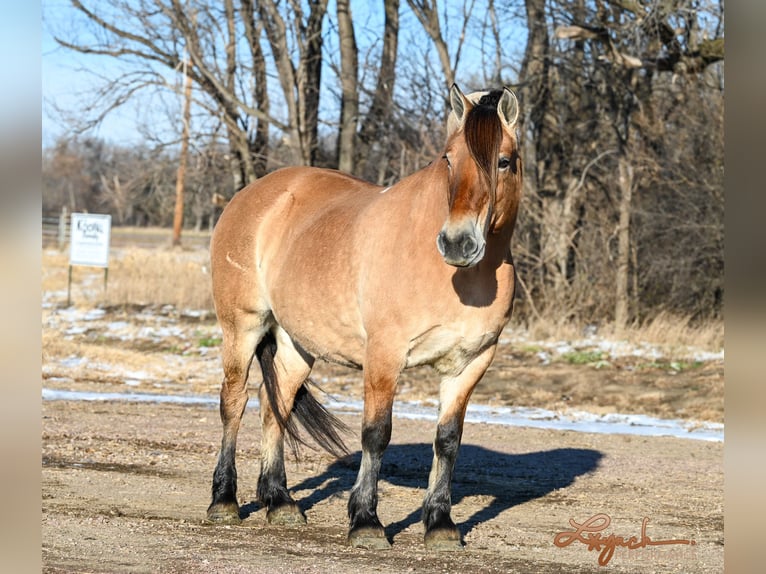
<box><xmin>449</xmin><ymin>84</ymin><xmax>471</xmax><ymax>129</ymax></box>
<box><xmin>498</xmin><ymin>87</ymin><xmax>519</xmax><ymax>128</ymax></box>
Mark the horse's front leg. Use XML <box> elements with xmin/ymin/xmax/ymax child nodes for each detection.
<box><xmin>347</xmin><ymin>349</ymin><xmax>401</xmax><ymax>549</ymax></box>
<box><xmin>423</xmin><ymin>344</ymin><xmax>497</xmax><ymax>550</ymax></box>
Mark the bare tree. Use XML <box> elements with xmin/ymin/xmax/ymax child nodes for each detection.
<box><xmin>53</xmin><ymin>0</ymin><xmax>303</xmax><ymax>187</ymax></box>
<box><xmin>45</xmin><ymin>0</ymin><xmax>724</xmax><ymax>325</ymax></box>
<box><xmin>258</xmin><ymin>0</ymin><xmax>329</xmax><ymax>166</ymax></box>
<box><xmin>513</xmin><ymin>0</ymin><xmax>725</xmax><ymax>326</ymax></box>
<box><xmin>406</xmin><ymin>0</ymin><xmax>477</xmax><ymax>93</ymax></box>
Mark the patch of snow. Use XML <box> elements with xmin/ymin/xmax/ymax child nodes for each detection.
<box><xmin>122</xmin><ymin>369</ymin><xmax>151</xmax><ymax>381</ymax></box>
<box><xmin>42</xmin><ymin>389</ymin><xmax>723</xmax><ymax>443</ymax></box>
<box><xmin>65</xmin><ymin>326</ymin><xmax>88</xmax><ymax>335</ymax></box>
<box><xmin>84</xmin><ymin>309</ymin><xmax>106</xmax><ymax>321</ymax></box>
<box><xmin>60</xmin><ymin>356</ymin><xmax>88</xmax><ymax>368</ymax></box>
<box><xmin>42</xmin><ymin>388</ymin><xmax>219</xmax><ymax>406</ymax></box>
<box><xmin>536</xmin><ymin>350</ymin><xmax>551</xmax><ymax>365</ymax></box>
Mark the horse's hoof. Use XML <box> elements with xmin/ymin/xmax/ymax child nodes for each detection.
<box><xmin>424</xmin><ymin>527</ymin><xmax>464</xmax><ymax>551</ymax></box>
<box><xmin>206</xmin><ymin>502</ymin><xmax>242</xmax><ymax>524</ymax></box>
<box><xmin>266</xmin><ymin>503</ymin><xmax>306</xmax><ymax>525</ymax></box>
<box><xmin>348</xmin><ymin>526</ymin><xmax>391</xmax><ymax>549</ymax></box>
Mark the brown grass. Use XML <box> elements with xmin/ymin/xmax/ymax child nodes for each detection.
<box><xmin>626</xmin><ymin>311</ymin><xmax>723</xmax><ymax>352</ymax></box>
<box><xmin>105</xmin><ymin>247</ymin><xmax>213</xmax><ymax>310</ymax></box>
<box><xmin>513</xmin><ymin>311</ymin><xmax>723</xmax><ymax>354</ymax></box>
<box><xmin>43</xmin><ymin>246</ymin><xmax>214</xmax><ymax>310</ymax></box>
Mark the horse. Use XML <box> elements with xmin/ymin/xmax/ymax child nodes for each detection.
<box><xmin>206</xmin><ymin>84</ymin><xmax>523</xmax><ymax>550</ymax></box>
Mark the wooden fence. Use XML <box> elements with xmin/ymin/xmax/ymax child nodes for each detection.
<box><xmin>42</xmin><ymin>207</ymin><xmax>70</xmax><ymax>249</ymax></box>
<box><xmin>43</xmin><ymin>208</ymin><xmax>213</xmax><ymax>250</ymax></box>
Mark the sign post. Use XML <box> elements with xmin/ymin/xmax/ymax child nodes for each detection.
<box><xmin>68</xmin><ymin>213</ymin><xmax>112</xmax><ymax>306</ymax></box>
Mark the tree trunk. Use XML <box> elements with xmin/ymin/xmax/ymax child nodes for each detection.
<box><xmin>614</xmin><ymin>156</ymin><xmax>634</xmax><ymax>330</ymax></box>
<box><xmin>518</xmin><ymin>0</ymin><xmax>550</xmax><ymax>300</ymax></box>
<box><xmin>259</xmin><ymin>0</ymin><xmax>328</xmax><ymax>166</ymax></box>
<box><xmin>336</xmin><ymin>0</ymin><xmax>358</xmax><ymax>173</ymax></box>
<box><xmin>241</xmin><ymin>0</ymin><xmax>270</xmax><ymax>179</ymax></box>
<box><xmin>259</xmin><ymin>0</ymin><xmax>302</xmax><ymax>164</ymax></box>
<box><xmin>356</xmin><ymin>0</ymin><xmax>399</xmax><ymax>179</ymax></box>
<box><xmin>300</xmin><ymin>0</ymin><xmax>328</xmax><ymax>166</ymax></box>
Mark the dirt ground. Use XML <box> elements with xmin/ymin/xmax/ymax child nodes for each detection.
<box><xmin>42</xmin><ymin>398</ymin><xmax>722</xmax><ymax>573</ymax></box>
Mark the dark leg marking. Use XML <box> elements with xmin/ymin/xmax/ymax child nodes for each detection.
<box><xmin>423</xmin><ymin>417</ymin><xmax>464</xmax><ymax>550</ymax></box>
<box><xmin>347</xmin><ymin>417</ymin><xmax>392</xmax><ymax>548</ymax></box>
<box><xmin>207</xmin><ymin>440</ymin><xmax>242</xmax><ymax>523</ymax></box>
<box><xmin>257</xmin><ymin>450</ymin><xmax>305</xmax><ymax>525</ymax></box>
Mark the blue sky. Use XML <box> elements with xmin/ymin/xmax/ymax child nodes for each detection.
<box><xmin>42</xmin><ymin>0</ymin><xmax>167</xmax><ymax>147</ymax></box>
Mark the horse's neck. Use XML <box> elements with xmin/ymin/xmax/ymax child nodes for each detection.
<box><xmin>397</xmin><ymin>161</ymin><xmax>449</xmax><ymax>216</ymax></box>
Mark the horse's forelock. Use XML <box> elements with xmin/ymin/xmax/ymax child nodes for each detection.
<box><xmin>463</xmin><ymin>104</ymin><xmax>502</xmax><ymax>192</ymax></box>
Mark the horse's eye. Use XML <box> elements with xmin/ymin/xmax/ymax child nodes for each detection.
<box><xmin>498</xmin><ymin>157</ymin><xmax>511</xmax><ymax>170</ymax></box>
<box><xmin>443</xmin><ymin>154</ymin><xmax>452</xmax><ymax>168</ymax></box>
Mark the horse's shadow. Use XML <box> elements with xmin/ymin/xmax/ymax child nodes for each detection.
<box><xmin>240</xmin><ymin>443</ymin><xmax>602</xmax><ymax>541</ymax></box>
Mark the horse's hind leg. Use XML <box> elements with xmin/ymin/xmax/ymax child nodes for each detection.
<box><xmin>207</xmin><ymin>312</ymin><xmax>265</xmax><ymax>524</ymax></box>
<box><xmin>422</xmin><ymin>344</ymin><xmax>497</xmax><ymax>550</ymax></box>
<box><xmin>256</xmin><ymin>327</ymin><xmax>314</xmax><ymax>525</ymax></box>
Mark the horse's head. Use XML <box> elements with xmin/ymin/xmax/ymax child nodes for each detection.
<box><xmin>436</xmin><ymin>84</ymin><xmax>522</xmax><ymax>268</ymax></box>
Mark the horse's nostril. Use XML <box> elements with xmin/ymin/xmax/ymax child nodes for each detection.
<box><xmin>436</xmin><ymin>231</ymin><xmax>447</xmax><ymax>256</ymax></box>
<box><xmin>461</xmin><ymin>235</ymin><xmax>477</xmax><ymax>257</ymax></box>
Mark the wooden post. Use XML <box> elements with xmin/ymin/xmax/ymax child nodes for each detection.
<box><xmin>58</xmin><ymin>206</ymin><xmax>68</xmax><ymax>250</ymax></box>
<box><xmin>67</xmin><ymin>265</ymin><xmax>73</xmax><ymax>307</ymax></box>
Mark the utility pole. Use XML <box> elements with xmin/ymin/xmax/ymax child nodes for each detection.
<box><xmin>172</xmin><ymin>53</ymin><xmax>192</xmax><ymax>247</ymax></box>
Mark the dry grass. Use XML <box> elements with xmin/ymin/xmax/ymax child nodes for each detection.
<box><xmin>105</xmin><ymin>247</ymin><xmax>213</xmax><ymax>310</ymax></box>
<box><xmin>513</xmin><ymin>311</ymin><xmax>723</xmax><ymax>354</ymax></box>
<box><xmin>41</xmin><ymin>241</ymin><xmax>723</xmax><ymax>423</ymax></box>
<box><xmin>43</xmin><ymin>246</ymin><xmax>214</xmax><ymax>311</ymax></box>
<box><xmin>626</xmin><ymin>311</ymin><xmax>723</xmax><ymax>352</ymax></box>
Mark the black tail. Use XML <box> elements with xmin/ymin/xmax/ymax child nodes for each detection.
<box><xmin>256</xmin><ymin>332</ymin><xmax>350</xmax><ymax>457</ymax></box>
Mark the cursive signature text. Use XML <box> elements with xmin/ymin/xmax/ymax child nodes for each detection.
<box><xmin>553</xmin><ymin>513</ymin><xmax>695</xmax><ymax>566</ymax></box>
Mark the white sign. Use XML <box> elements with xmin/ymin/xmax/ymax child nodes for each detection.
<box><xmin>70</xmin><ymin>213</ymin><xmax>112</xmax><ymax>268</ymax></box>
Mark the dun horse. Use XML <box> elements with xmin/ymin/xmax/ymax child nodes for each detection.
<box><xmin>207</xmin><ymin>85</ymin><xmax>523</xmax><ymax>550</ymax></box>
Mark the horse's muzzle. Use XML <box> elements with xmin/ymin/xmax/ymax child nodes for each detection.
<box><xmin>436</xmin><ymin>226</ymin><xmax>486</xmax><ymax>267</ymax></box>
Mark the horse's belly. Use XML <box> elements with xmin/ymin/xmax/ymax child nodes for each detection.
<box><xmin>405</xmin><ymin>326</ymin><xmax>499</xmax><ymax>375</ymax></box>
<box><xmin>269</xmin><ymin>292</ymin><xmax>367</xmax><ymax>369</ymax></box>
<box><xmin>287</xmin><ymin>322</ymin><xmax>366</xmax><ymax>370</ymax></box>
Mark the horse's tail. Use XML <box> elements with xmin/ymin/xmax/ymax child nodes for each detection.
<box><xmin>256</xmin><ymin>332</ymin><xmax>350</xmax><ymax>457</ymax></box>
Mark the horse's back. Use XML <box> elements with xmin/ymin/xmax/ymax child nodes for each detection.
<box><xmin>210</xmin><ymin>167</ymin><xmax>380</xmax><ymax>337</ymax></box>
<box><xmin>214</xmin><ymin>167</ymin><xmax>378</xmax><ymax>233</ymax></box>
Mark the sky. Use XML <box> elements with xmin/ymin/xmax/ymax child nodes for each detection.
<box><xmin>42</xmin><ymin>0</ymin><xmax>167</xmax><ymax>147</ymax></box>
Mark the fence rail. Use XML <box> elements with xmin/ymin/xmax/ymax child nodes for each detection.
<box><xmin>43</xmin><ymin>208</ymin><xmax>213</xmax><ymax>250</ymax></box>
<box><xmin>42</xmin><ymin>207</ymin><xmax>70</xmax><ymax>248</ymax></box>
